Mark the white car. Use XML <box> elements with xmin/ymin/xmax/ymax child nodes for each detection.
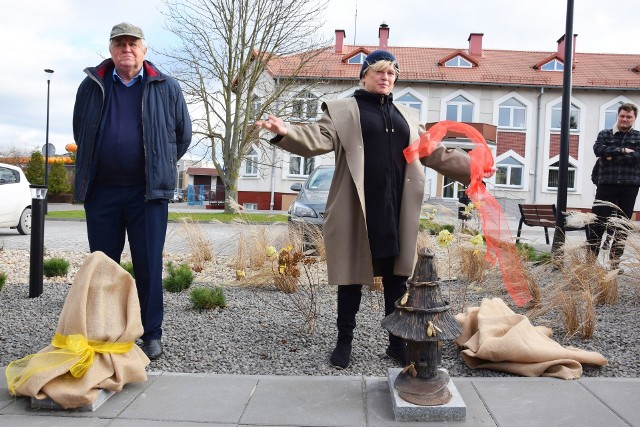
<box><xmin>0</xmin><ymin>163</ymin><xmax>32</xmax><ymax>234</ymax></box>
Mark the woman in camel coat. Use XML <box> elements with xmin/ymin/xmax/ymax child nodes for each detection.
<box><xmin>256</xmin><ymin>50</ymin><xmax>476</xmax><ymax>369</ymax></box>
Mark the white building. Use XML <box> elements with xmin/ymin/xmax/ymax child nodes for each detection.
<box><xmin>234</xmin><ymin>24</ymin><xmax>640</xmax><ymax>215</ymax></box>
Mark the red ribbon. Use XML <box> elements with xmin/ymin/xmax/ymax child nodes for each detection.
<box><xmin>404</xmin><ymin>120</ymin><xmax>531</xmax><ymax>307</ymax></box>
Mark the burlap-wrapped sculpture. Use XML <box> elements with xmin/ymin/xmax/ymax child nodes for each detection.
<box><xmin>5</xmin><ymin>251</ymin><xmax>149</xmax><ymax>408</ymax></box>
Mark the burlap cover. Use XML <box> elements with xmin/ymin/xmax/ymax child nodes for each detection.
<box><xmin>6</xmin><ymin>251</ymin><xmax>149</xmax><ymax>408</ymax></box>
<box><xmin>455</xmin><ymin>298</ymin><xmax>608</xmax><ymax>379</ymax></box>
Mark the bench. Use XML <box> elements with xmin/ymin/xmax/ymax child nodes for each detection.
<box><xmin>516</xmin><ymin>204</ymin><xmax>586</xmax><ymax>244</ymax></box>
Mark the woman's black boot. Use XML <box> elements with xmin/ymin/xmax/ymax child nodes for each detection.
<box><xmin>329</xmin><ymin>285</ymin><xmax>362</xmax><ymax>369</ymax></box>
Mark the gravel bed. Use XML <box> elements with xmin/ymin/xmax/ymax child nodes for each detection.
<box><xmin>1</xmin><ymin>249</ymin><xmax>639</xmax><ymax>378</ymax></box>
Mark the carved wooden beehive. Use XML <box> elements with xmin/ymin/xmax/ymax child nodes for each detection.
<box><xmin>381</xmin><ymin>248</ymin><xmax>461</xmax><ymax>406</ymax></box>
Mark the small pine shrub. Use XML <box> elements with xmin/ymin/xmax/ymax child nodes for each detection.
<box><xmin>43</xmin><ymin>257</ymin><xmax>69</xmax><ymax>277</ymax></box>
<box><xmin>0</xmin><ymin>272</ymin><xmax>6</xmax><ymax>292</ymax></box>
<box><xmin>120</xmin><ymin>261</ymin><xmax>135</xmax><ymax>278</ymax></box>
<box><xmin>516</xmin><ymin>243</ymin><xmax>551</xmax><ymax>264</ymax></box>
<box><xmin>419</xmin><ymin>220</ymin><xmax>455</xmax><ymax>235</ymax></box>
<box><xmin>190</xmin><ymin>286</ymin><xmax>226</xmax><ymax>310</ymax></box>
<box><xmin>163</xmin><ymin>262</ymin><xmax>194</xmax><ymax>293</ymax></box>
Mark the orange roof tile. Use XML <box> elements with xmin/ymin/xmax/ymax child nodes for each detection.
<box><xmin>268</xmin><ymin>44</ymin><xmax>640</xmax><ymax>89</ymax></box>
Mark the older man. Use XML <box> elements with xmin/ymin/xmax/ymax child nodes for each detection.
<box><xmin>73</xmin><ymin>22</ymin><xmax>192</xmax><ymax>359</ymax></box>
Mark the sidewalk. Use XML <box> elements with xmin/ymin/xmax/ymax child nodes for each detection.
<box><xmin>3</xmin><ymin>205</ymin><xmax>639</xmax><ymax>426</ymax></box>
<box><xmin>1</xmin><ymin>372</ymin><xmax>639</xmax><ymax>426</ymax></box>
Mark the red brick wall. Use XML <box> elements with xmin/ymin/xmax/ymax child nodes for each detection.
<box><xmin>496</xmin><ymin>131</ymin><xmax>526</xmax><ymax>157</ymax></box>
<box><xmin>549</xmin><ymin>133</ymin><xmax>580</xmax><ymax>160</ymax></box>
<box><xmin>238</xmin><ymin>191</ymin><xmax>288</xmax><ymax>210</ymax></box>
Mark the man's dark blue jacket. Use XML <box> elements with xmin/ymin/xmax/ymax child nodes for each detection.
<box><xmin>73</xmin><ymin>59</ymin><xmax>192</xmax><ymax>202</ymax></box>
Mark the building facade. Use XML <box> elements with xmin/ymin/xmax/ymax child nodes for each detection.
<box><xmin>237</xmin><ymin>24</ymin><xmax>640</xmax><ymax>214</ymax></box>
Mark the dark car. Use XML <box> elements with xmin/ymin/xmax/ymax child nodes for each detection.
<box><xmin>288</xmin><ymin>165</ymin><xmax>334</xmax><ymax>248</ymax></box>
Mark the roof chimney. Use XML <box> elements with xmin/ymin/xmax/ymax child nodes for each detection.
<box><xmin>378</xmin><ymin>22</ymin><xmax>389</xmax><ymax>50</ymax></box>
<box><xmin>468</xmin><ymin>33</ymin><xmax>483</xmax><ymax>56</ymax></box>
<box><xmin>335</xmin><ymin>29</ymin><xmax>346</xmax><ymax>54</ymax></box>
<box><xmin>556</xmin><ymin>34</ymin><xmax>577</xmax><ymax>61</ymax></box>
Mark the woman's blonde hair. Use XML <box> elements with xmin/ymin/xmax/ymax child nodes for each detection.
<box><xmin>360</xmin><ymin>59</ymin><xmax>399</xmax><ymax>83</ymax></box>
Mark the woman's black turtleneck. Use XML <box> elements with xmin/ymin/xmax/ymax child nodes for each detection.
<box><xmin>354</xmin><ymin>88</ymin><xmax>410</xmax><ymax>259</ymax></box>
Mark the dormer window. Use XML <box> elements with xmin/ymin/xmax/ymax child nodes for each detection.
<box><xmin>540</xmin><ymin>59</ymin><xmax>564</xmax><ymax>71</ymax></box>
<box><xmin>444</xmin><ymin>56</ymin><xmax>473</xmax><ymax>68</ymax></box>
<box><xmin>347</xmin><ymin>52</ymin><xmax>366</xmax><ymax>65</ymax></box>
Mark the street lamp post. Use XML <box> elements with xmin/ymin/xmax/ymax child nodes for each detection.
<box><xmin>44</xmin><ymin>69</ymin><xmax>54</xmax><ymax>184</ymax></box>
<box><xmin>29</xmin><ymin>185</ymin><xmax>48</xmax><ymax>298</ymax></box>
<box><xmin>44</xmin><ymin>68</ymin><xmax>54</xmax><ymax>214</ymax></box>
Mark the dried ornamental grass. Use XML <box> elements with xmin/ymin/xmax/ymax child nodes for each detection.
<box><xmin>177</xmin><ymin>217</ymin><xmax>213</xmax><ymax>272</ymax></box>
<box><xmin>596</xmin><ymin>270</ymin><xmax>619</xmax><ymax>305</ymax></box>
<box><xmin>247</xmin><ymin>226</ymin><xmax>270</xmax><ymax>268</ymax></box>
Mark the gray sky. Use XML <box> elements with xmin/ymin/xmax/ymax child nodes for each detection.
<box><xmin>1</xmin><ymin>0</ymin><xmax>638</xmax><ymax>156</ymax></box>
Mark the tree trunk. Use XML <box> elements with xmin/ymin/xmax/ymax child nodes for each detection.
<box><xmin>224</xmin><ymin>186</ymin><xmax>239</xmax><ymax>213</ymax></box>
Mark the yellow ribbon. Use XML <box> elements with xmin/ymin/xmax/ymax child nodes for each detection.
<box><xmin>5</xmin><ymin>333</ymin><xmax>134</xmax><ymax>395</ymax></box>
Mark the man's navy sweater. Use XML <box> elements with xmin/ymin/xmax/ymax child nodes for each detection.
<box><xmin>94</xmin><ymin>77</ymin><xmax>145</xmax><ymax>187</ymax></box>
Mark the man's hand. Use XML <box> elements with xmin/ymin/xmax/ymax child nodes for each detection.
<box><xmin>622</xmin><ymin>147</ymin><xmax>635</xmax><ymax>154</ymax></box>
<box><xmin>254</xmin><ymin>115</ymin><xmax>288</xmax><ymax>136</ymax></box>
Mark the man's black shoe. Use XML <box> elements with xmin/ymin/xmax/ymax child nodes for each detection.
<box><xmin>142</xmin><ymin>339</ymin><xmax>163</xmax><ymax>360</ymax></box>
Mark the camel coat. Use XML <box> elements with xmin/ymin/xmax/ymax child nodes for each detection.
<box><xmin>276</xmin><ymin>97</ymin><xmax>471</xmax><ymax>286</ymax></box>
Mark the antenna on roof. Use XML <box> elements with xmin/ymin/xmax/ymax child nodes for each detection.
<box><xmin>353</xmin><ymin>0</ymin><xmax>358</xmax><ymax>45</ymax></box>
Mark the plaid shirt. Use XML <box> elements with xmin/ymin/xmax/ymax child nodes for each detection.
<box><xmin>593</xmin><ymin>125</ymin><xmax>640</xmax><ymax>186</ymax></box>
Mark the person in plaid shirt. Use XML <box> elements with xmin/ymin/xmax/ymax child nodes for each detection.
<box><xmin>587</xmin><ymin>102</ymin><xmax>640</xmax><ymax>268</ymax></box>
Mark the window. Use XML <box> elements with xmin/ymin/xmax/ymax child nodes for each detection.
<box><xmin>540</xmin><ymin>59</ymin><xmax>564</xmax><ymax>71</ymax></box>
<box><xmin>244</xmin><ymin>148</ymin><xmax>258</xmax><ymax>176</ymax></box>
<box><xmin>0</xmin><ymin>167</ymin><xmax>19</xmax><ymax>184</ymax></box>
<box><xmin>444</xmin><ymin>56</ymin><xmax>472</xmax><ymax>68</ymax></box>
<box><xmin>495</xmin><ymin>157</ymin><xmax>524</xmax><ymax>187</ymax></box>
<box><xmin>605</xmin><ymin>101</ymin><xmax>624</xmax><ymax>129</ymax></box>
<box><xmin>291</xmin><ymin>90</ymin><xmax>318</xmax><ymax>121</ymax></box>
<box><xmin>289</xmin><ymin>155</ymin><xmax>315</xmax><ymax>176</ymax></box>
<box><xmin>347</xmin><ymin>52</ymin><xmax>366</xmax><ymax>64</ymax></box>
<box><xmin>249</xmin><ymin>95</ymin><xmax>262</xmax><ymax>121</ymax></box>
<box><xmin>498</xmin><ymin>98</ymin><xmax>526</xmax><ymax>129</ymax></box>
<box><xmin>446</xmin><ymin>95</ymin><xmax>473</xmax><ymax>122</ymax></box>
<box><xmin>551</xmin><ymin>102</ymin><xmax>580</xmax><ymax>130</ymax></box>
<box><xmin>396</xmin><ymin>93</ymin><xmax>422</xmax><ymax>115</ymax></box>
<box><xmin>243</xmin><ymin>203</ymin><xmax>258</xmax><ymax>210</ymax></box>
<box><xmin>547</xmin><ymin>160</ymin><xmax>576</xmax><ymax>190</ymax></box>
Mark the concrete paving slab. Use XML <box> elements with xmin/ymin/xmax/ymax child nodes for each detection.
<box><xmin>239</xmin><ymin>375</ymin><xmax>365</xmax><ymax>426</ymax></box>
<box><xmin>0</xmin><ymin>414</ymin><xmax>111</xmax><ymax>426</ymax></box>
<box><xmin>110</xmin><ymin>419</ymin><xmax>236</xmax><ymax>427</ymax></box>
<box><xmin>118</xmin><ymin>373</ymin><xmax>258</xmax><ymax>424</ymax></box>
<box><xmin>579</xmin><ymin>378</ymin><xmax>640</xmax><ymax>427</ymax></box>
<box><xmin>365</xmin><ymin>377</ymin><xmax>496</xmax><ymax>427</ymax></box>
<box><xmin>0</xmin><ymin>375</ymin><xmax>156</xmax><ymax>419</ymax></box>
<box><xmin>0</xmin><ymin>371</ymin><xmax>15</xmax><ymax>411</ymax></box>
<box><xmin>472</xmin><ymin>378</ymin><xmax>629</xmax><ymax>427</ymax></box>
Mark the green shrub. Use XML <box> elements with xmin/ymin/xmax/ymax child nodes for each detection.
<box><xmin>163</xmin><ymin>262</ymin><xmax>194</xmax><ymax>292</ymax></box>
<box><xmin>190</xmin><ymin>286</ymin><xmax>226</xmax><ymax>310</ymax></box>
<box><xmin>419</xmin><ymin>220</ymin><xmax>455</xmax><ymax>235</ymax></box>
<box><xmin>24</xmin><ymin>151</ymin><xmax>45</xmax><ymax>185</ymax></box>
<box><xmin>120</xmin><ymin>261</ymin><xmax>135</xmax><ymax>278</ymax></box>
<box><xmin>48</xmin><ymin>161</ymin><xmax>71</xmax><ymax>194</ymax></box>
<box><xmin>43</xmin><ymin>257</ymin><xmax>69</xmax><ymax>277</ymax></box>
<box><xmin>0</xmin><ymin>272</ymin><xmax>6</xmax><ymax>292</ymax></box>
<box><xmin>516</xmin><ymin>243</ymin><xmax>551</xmax><ymax>264</ymax></box>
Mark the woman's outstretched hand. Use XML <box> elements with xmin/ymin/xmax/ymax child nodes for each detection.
<box><xmin>255</xmin><ymin>115</ymin><xmax>288</xmax><ymax>136</ymax></box>
<box><xmin>483</xmin><ymin>166</ymin><xmax>497</xmax><ymax>178</ymax></box>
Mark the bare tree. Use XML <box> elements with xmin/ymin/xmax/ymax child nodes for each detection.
<box><xmin>160</xmin><ymin>0</ymin><xmax>330</xmax><ymax>212</ymax></box>
<box><xmin>0</xmin><ymin>146</ymin><xmax>37</xmax><ymax>168</ymax></box>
